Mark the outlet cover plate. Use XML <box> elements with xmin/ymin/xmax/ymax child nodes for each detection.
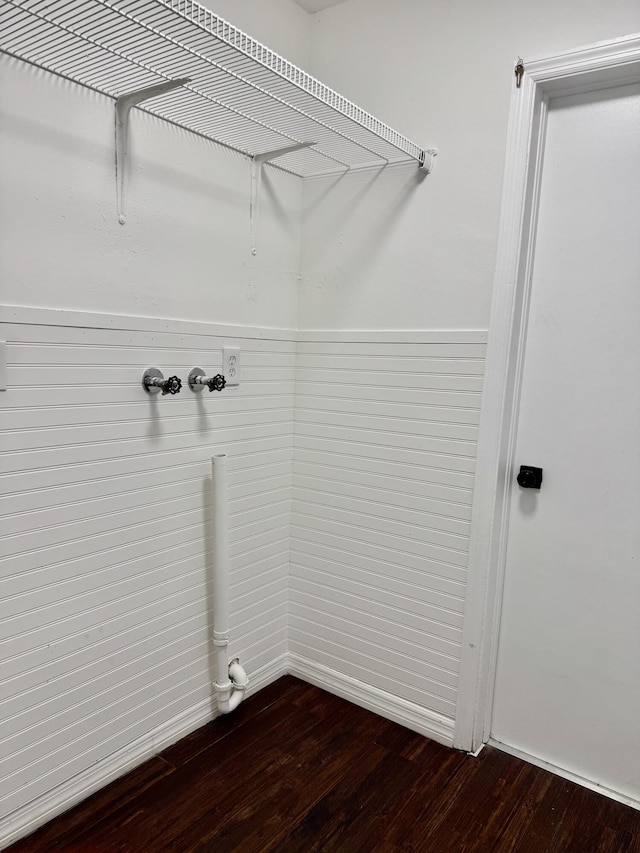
<box><xmin>223</xmin><ymin>346</ymin><xmax>240</xmax><ymax>387</ymax></box>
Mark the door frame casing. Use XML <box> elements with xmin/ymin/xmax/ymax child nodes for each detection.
<box><xmin>454</xmin><ymin>33</ymin><xmax>640</xmax><ymax>753</ymax></box>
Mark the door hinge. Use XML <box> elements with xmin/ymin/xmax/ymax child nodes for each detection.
<box><xmin>515</xmin><ymin>58</ymin><xmax>524</xmax><ymax>89</ymax></box>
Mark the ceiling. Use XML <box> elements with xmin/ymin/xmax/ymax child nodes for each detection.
<box><xmin>293</xmin><ymin>0</ymin><xmax>349</xmax><ymax>12</ymax></box>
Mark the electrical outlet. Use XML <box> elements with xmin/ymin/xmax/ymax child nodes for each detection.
<box><xmin>223</xmin><ymin>346</ymin><xmax>240</xmax><ymax>387</ymax></box>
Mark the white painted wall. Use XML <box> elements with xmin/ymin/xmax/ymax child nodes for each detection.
<box><xmin>0</xmin><ymin>0</ymin><xmax>309</xmax><ymax>329</ymax></box>
<box><xmin>299</xmin><ymin>0</ymin><xmax>640</xmax><ymax>330</ymax></box>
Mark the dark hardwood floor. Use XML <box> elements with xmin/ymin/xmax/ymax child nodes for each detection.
<box><xmin>8</xmin><ymin>676</ymin><xmax>640</xmax><ymax>852</ymax></box>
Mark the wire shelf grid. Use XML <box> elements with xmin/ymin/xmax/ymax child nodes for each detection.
<box><xmin>0</xmin><ymin>0</ymin><xmax>428</xmax><ymax>176</ymax></box>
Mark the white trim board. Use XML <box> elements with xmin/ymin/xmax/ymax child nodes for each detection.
<box><xmin>0</xmin><ymin>655</ymin><xmax>288</xmax><ymax>851</ymax></box>
<box><xmin>455</xmin><ymin>32</ymin><xmax>640</xmax><ymax>754</ymax></box>
<box><xmin>490</xmin><ymin>739</ymin><xmax>640</xmax><ymax>812</ymax></box>
<box><xmin>288</xmin><ymin>654</ymin><xmax>455</xmax><ymax>748</ymax></box>
<box><xmin>0</xmin><ymin>307</ymin><xmax>490</xmax><ymax>344</ymax></box>
<box><xmin>0</xmin><ymin>304</ymin><xmax>297</xmax><ymax>341</ymax></box>
<box><xmin>297</xmin><ymin>329</ymin><xmax>487</xmax><ymax>344</ymax></box>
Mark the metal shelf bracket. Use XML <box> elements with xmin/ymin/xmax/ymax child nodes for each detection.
<box><xmin>419</xmin><ymin>148</ymin><xmax>439</xmax><ymax>174</ymax></box>
<box><xmin>115</xmin><ymin>78</ymin><xmax>191</xmax><ymax>224</ymax></box>
<box><xmin>250</xmin><ymin>142</ymin><xmax>315</xmax><ymax>254</ymax></box>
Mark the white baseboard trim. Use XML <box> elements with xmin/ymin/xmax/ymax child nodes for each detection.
<box><xmin>1</xmin><ymin>654</ymin><xmax>288</xmax><ymax>851</ymax></box>
<box><xmin>489</xmin><ymin>738</ymin><xmax>640</xmax><ymax>812</ymax></box>
<box><xmin>287</xmin><ymin>653</ymin><xmax>455</xmax><ymax>748</ymax></box>
<box><xmin>3</xmin><ymin>653</ymin><xmax>458</xmax><ymax>849</ymax></box>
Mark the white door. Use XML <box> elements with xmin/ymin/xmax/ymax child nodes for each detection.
<box><xmin>491</xmin><ymin>82</ymin><xmax>640</xmax><ymax>803</ymax></box>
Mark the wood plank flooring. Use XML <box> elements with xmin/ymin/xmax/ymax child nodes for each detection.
<box><xmin>7</xmin><ymin>676</ymin><xmax>640</xmax><ymax>852</ymax></box>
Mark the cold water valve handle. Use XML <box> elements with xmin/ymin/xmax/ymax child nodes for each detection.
<box><xmin>142</xmin><ymin>368</ymin><xmax>182</xmax><ymax>395</ymax></box>
<box><xmin>209</xmin><ymin>374</ymin><xmax>227</xmax><ymax>392</ymax></box>
<box><xmin>188</xmin><ymin>368</ymin><xmax>227</xmax><ymax>393</ymax></box>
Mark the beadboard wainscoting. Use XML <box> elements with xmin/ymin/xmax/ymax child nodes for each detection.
<box><xmin>0</xmin><ymin>312</ymin><xmax>488</xmax><ymax>846</ymax></box>
<box><xmin>290</xmin><ymin>331</ymin><xmax>487</xmax><ymax>744</ymax></box>
<box><xmin>0</xmin><ymin>307</ymin><xmax>295</xmax><ymax>847</ymax></box>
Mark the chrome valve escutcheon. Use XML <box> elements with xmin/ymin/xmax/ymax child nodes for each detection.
<box><xmin>142</xmin><ymin>368</ymin><xmax>182</xmax><ymax>395</ymax></box>
<box><xmin>188</xmin><ymin>368</ymin><xmax>227</xmax><ymax>393</ymax></box>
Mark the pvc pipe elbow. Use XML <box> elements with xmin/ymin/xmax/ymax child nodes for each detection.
<box><xmin>229</xmin><ymin>659</ymin><xmax>249</xmax><ymax>688</ymax></box>
<box><xmin>215</xmin><ymin>681</ymin><xmax>245</xmax><ymax>714</ymax></box>
<box><xmin>224</xmin><ymin>689</ymin><xmax>245</xmax><ymax>714</ymax></box>
<box><xmin>215</xmin><ymin>660</ymin><xmax>248</xmax><ymax>714</ymax></box>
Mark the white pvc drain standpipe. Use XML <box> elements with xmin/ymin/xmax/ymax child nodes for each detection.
<box><xmin>211</xmin><ymin>453</ymin><xmax>248</xmax><ymax>713</ymax></box>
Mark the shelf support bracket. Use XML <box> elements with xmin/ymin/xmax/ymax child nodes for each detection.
<box><xmin>418</xmin><ymin>148</ymin><xmax>439</xmax><ymax>174</ymax></box>
<box><xmin>115</xmin><ymin>78</ymin><xmax>191</xmax><ymax>224</ymax></box>
<box><xmin>250</xmin><ymin>142</ymin><xmax>315</xmax><ymax>254</ymax></box>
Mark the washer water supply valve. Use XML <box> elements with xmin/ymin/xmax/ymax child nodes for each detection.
<box><xmin>142</xmin><ymin>367</ymin><xmax>182</xmax><ymax>395</ymax></box>
<box><xmin>188</xmin><ymin>368</ymin><xmax>227</xmax><ymax>392</ymax></box>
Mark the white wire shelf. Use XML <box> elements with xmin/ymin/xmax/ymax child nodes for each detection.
<box><xmin>0</xmin><ymin>0</ymin><xmax>433</xmax><ymax>178</ymax></box>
